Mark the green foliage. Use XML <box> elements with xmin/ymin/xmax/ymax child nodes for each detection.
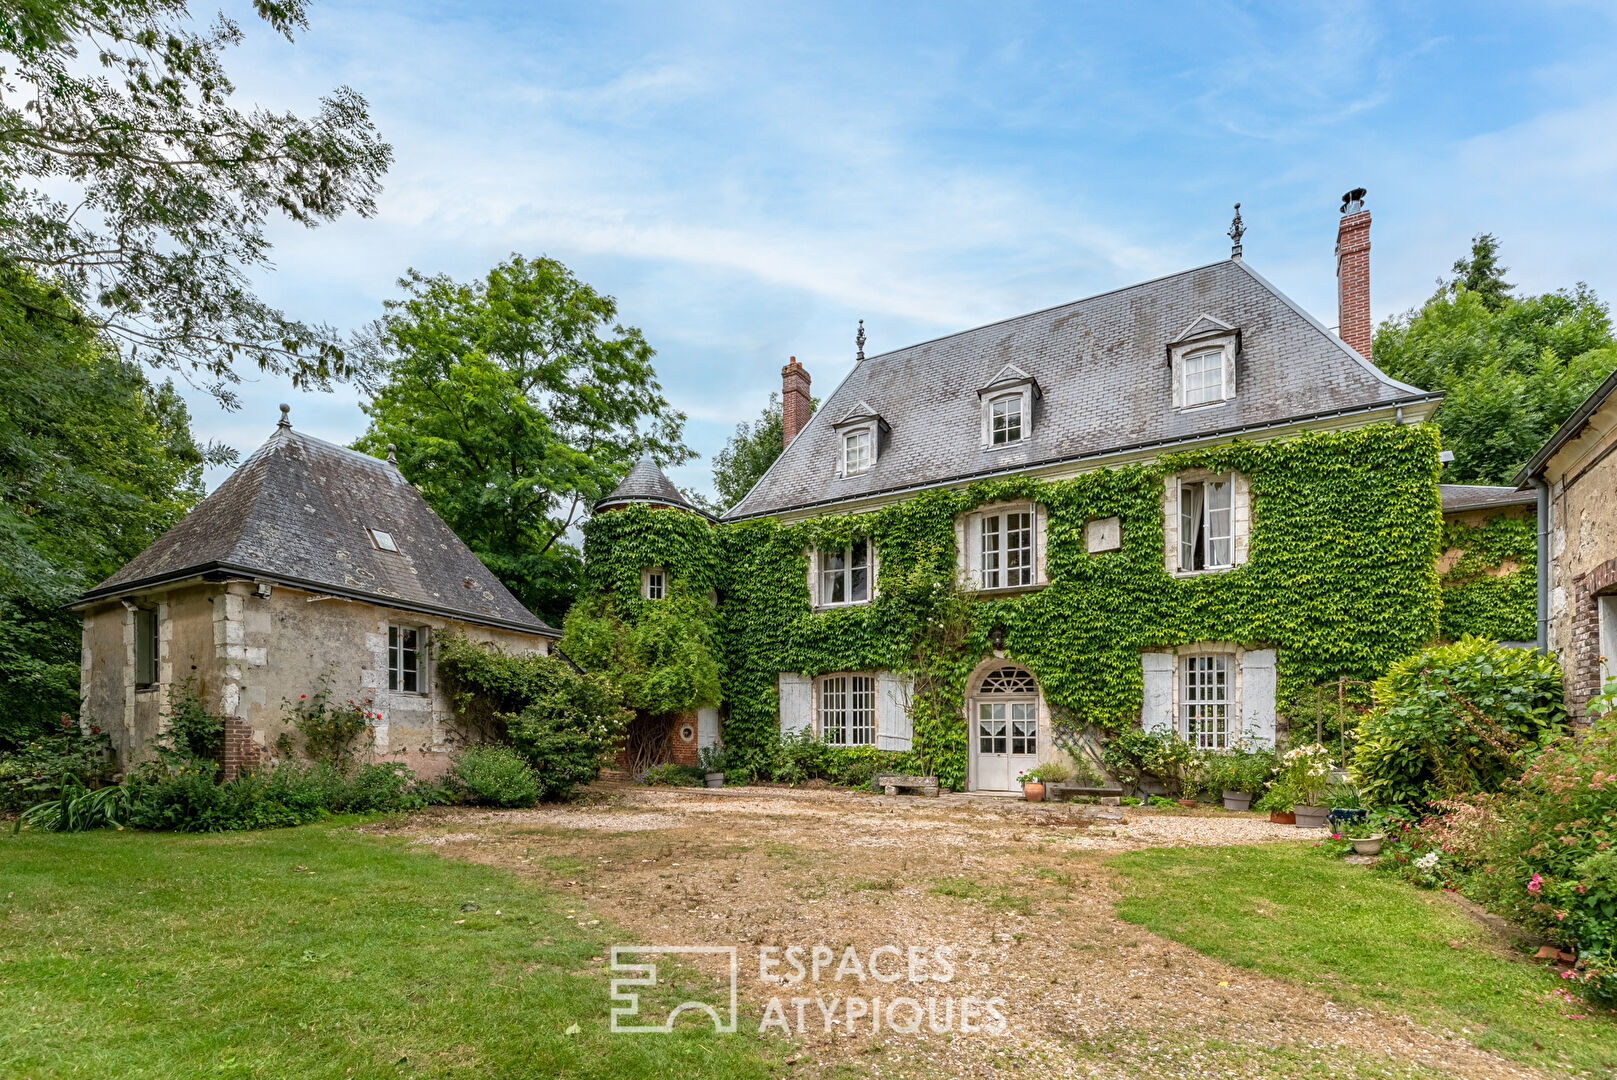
<box><xmin>1438</xmin><ymin>513</ymin><xmax>1537</xmax><ymax>642</ymax></box>
<box><xmin>637</xmin><ymin>763</ymin><xmax>705</xmax><ymax>787</ymax></box>
<box><xmin>0</xmin><ymin>0</ymin><xmax>391</xmax><ymax>391</ymax></box>
<box><xmin>0</xmin><ymin>716</ymin><xmax>115</xmax><ymax>813</ymax></box>
<box><xmin>1202</xmin><ymin>745</ymin><xmax>1278</xmax><ymax>796</ymax></box>
<box><xmin>158</xmin><ymin>683</ymin><xmax>226</xmax><ymax>762</ymax></box>
<box><xmin>14</xmin><ymin>772</ymin><xmax>129</xmax><ymax>832</ymax></box>
<box><xmin>121</xmin><ymin>758</ymin><xmax>420</xmax><ymax>833</ymax></box>
<box><xmin>706</xmin><ymin>424</ymin><xmax>1441</xmax><ymax>791</ymax></box>
<box><xmin>280</xmin><ymin>688</ymin><xmax>376</xmax><ymax>773</ymax></box>
<box><xmin>560</xmin><ymin>587</ymin><xmax>721</xmax><ymax>715</ymax></box>
<box><xmin>0</xmin><ymin>266</ymin><xmax>214</xmax><ymax>747</ymax></box>
<box><xmin>353</xmin><ymin>256</ymin><xmax>694</xmax><ymax>622</ymax></box>
<box><xmin>436</xmin><ymin>631</ymin><xmax>631</xmax><ymax>801</ymax></box>
<box><xmin>1023</xmin><ymin>761</ymin><xmax>1072</xmax><ymax>783</ymax></box>
<box><xmin>705</xmin><ymin>392</ymin><xmax>816</xmax><ymax>514</ymax></box>
<box><xmin>1279</xmin><ymin>743</ymin><xmax>1336</xmax><ymax>806</ymax></box>
<box><xmin>1351</xmin><ymin>636</ymin><xmax>1566</xmax><ymax>808</ymax></box>
<box><xmin>451</xmin><ymin>744</ymin><xmax>542</xmax><ymax>808</ymax></box>
<box><xmin>1374</xmin><ymin>235</ymin><xmax>1616</xmax><ymax>483</ymax></box>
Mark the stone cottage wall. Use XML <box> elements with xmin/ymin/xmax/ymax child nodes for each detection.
<box><xmin>1545</xmin><ymin>402</ymin><xmax>1617</xmax><ymax>723</ymax></box>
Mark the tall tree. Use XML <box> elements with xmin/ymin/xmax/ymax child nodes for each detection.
<box><xmin>705</xmin><ymin>391</ymin><xmax>814</xmax><ymax>513</ymax></box>
<box><xmin>0</xmin><ymin>264</ymin><xmax>220</xmax><ymax>746</ymax></box>
<box><xmin>354</xmin><ymin>256</ymin><xmax>694</xmax><ymax>624</ymax></box>
<box><xmin>1374</xmin><ymin>236</ymin><xmax>1616</xmax><ymax>484</ymax></box>
<box><xmin>0</xmin><ymin>0</ymin><xmax>391</xmax><ymax>402</ymax></box>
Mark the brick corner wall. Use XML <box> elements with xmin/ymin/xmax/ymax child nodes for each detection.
<box><xmin>1568</xmin><ymin>555</ymin><xmax>1617</xmax><ymax>726</ymax></box>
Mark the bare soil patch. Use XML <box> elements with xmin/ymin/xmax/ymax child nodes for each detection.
<box><xmin>372</xmin><ymin>785</ymin><xmax>1549</xmax><ymax>1079</ymax></box>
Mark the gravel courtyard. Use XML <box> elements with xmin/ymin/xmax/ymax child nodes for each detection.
<box><xmin>376</xmin><ymin>785</ymin><xmax>1546</xmax><ymax>1080</ymax></box>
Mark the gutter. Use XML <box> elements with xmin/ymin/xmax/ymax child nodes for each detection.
<box><xmin>1536</xmin><ymin>479</ymin><xmax>1551</xmax><ymax>654</ymax></box>
<box><xmin>725</xmin><ymin>392</ymin><xmax>1441</xmax><ymax>522</ymax></box>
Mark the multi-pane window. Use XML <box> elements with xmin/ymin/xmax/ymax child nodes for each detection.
<box><xmin>134</xmin><ymin>608</ymin><xmax>159</xmax><ymax>689</ymax></box>
<box><xmin>976</xmin><ymin>702</ymin><xmax>1036</xmax><ymax>755</ymax></box>
<box><xmin>1182</xmin><ymin>654</ymin><xmax>1230</xmax><ymax>748</ymax></box>
<box><xmin>388</xmin><ymin>626</ymin><xmax>425</xmax><ymax>693</ymax></box>
<box><xmin>643</xmin><ymin>568</ymin><xmax>665</xmax><ymax>600</ymax></box>
<box><xmin>843</xmin><ymin>429</ymin><xmax>872</xmax><ymax>474</ymax></box>
<box><xmin>820</xmin><ymin>674</ymin><xmax>875</xmax><ymax>746</ymax></box>
<box><xmin>819</xmin><ymin>540</ymin><xmax>870</xmax><ymax>606</ymax></box>
<box><xmin>1182</xmin><ymin>349</ymin><xmax>1225</xmax><ymax>407</ymax></box>
<box><xmin>1178</xmin><ymin>479</ymin><xmax>1233</xmax><ymax>571</ymax></box>
<box><xmin>981</xmin><ymin>512</ymin><xmax>1033</xmax><ymax>589</ymax></box>
<box><xmin>990</xmin><ymin>395</ymin><xmax>1023</xmax><ymax>444</ymax></box>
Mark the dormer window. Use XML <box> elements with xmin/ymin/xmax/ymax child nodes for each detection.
<box><xmin>990</xmin><ymin>394</ymin><xmax>1023</xmax><ymax>444</ymax></box>
<box><xmin>844</xmin><ymin>429</ymin><xmax>872</xmax><ymax>474</ymax></box>
<box><xmin>1181</xmin><ymin>349</ymin><xmax>1226</xmax><ymax>407</ymax></box>
<box><xmin>1168</xmin><ymin>314</ymin><xmax>1238</xmax><ymax>411</ymax></box>
<box><xmin>831</xmin><ymin>402</ymin><xmax>888</xmax><ymax>478</ymax></box>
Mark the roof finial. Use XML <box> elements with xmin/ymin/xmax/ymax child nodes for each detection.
<box><xmin>386</xmin><ymin>443</ymin><xmax>397</xmax><ymax>465</ymax></box>
<box><xmin>855</xmin><ymin>319</ymin><xmax>866</xmax><ymax>363</ymax></box>
<box><xmin>1228</xmin><ymin>203</ymin><xmax>1245</xmax><ymax>260</ymax></box>
<box><xmin>277</xmin><ymin>403</ymin><xmax>291</xmax><ymax>429</ymax></box>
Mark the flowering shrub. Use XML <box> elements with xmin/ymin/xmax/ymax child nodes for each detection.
<box><xmin>282</xmin><ymin>688</ymin><xmax>377</xmax><ymax>773</ymax></box>
<box><xmin>1280</xmin><ymin>743</ymin><xmax>1335</xmax><ymax>806</ymax></box>
<box><xmin>0</xmin><ymin>716</ymin><xmax>115</xmax><ymax>813</ymax></box>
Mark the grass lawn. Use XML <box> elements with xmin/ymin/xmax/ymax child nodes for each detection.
<box><xmin>1110</xmin><ymin>841</ymin><xmax>1617</xmax><ymax>1076</ymax></box>
<box><xmin>0</xmin><ymin>823</ymin><xmax>784</xmax><ymax>1079</ymax></box>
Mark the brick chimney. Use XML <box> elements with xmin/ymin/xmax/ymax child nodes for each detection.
<box><xmin>781</xmin><ymin>356</ymin><xmax>812</xmax><ymax>448</ymax></box>
<box><xmin>1335</xmin><ymin>187</ymin><xmax>1372</xmax><ymax>359</ymax></box>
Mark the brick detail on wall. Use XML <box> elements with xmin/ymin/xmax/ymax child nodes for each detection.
<box><xmin>782</xmin><ymin>356</ymin><xmax>812</xmax><ymax>448</ymax></box>
<box><xmin>222</xmin><ymin>716</ymin><xmax>263</xmax><ymax>780</ymax></box>
<box><xmin>671</xmin><ymin>715</ymin><xmax>699</xmax><ymax>767</ymax></box>
<box><xmin>1336</xmin><ymin>208</ymin><xmax>1372</xmax><ymax>360</ymax></box>
<box><xmin>1568</xmin><ymin>555</ymin><xmax>1617</xmax><ymax>725</ymax></box>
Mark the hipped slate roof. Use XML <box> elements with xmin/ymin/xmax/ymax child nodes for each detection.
<box><xmin>726</xmin><ymin>259</ymin><xmax>1437</xmax><ymax>520</ymax></box>
<box><xmin>78</xmin><ymin>415</ymin><xmax>555</xmax><ymax>635</ymax></box>
<box><xmin>1438</xmin><ymin>484</ymin><xmax>1537</xmax><ymax>514</ymax></box>
<box><xmin>595</xmin><ymin>457</ymin><xmax>710</xmax><ymax>517</ymax></box>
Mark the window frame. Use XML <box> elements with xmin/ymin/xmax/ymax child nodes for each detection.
<box><xmin>369</xmin><ymin>528</ymin><xmax>398</xmax><ymax>553</ymax></box>
<box><xmin>819</xmin><ymin>673</ymin><xmax>876</xmax><ymax>746</ymax></box>
<box><xmin>1180</xmin><ymin>653</ymin><xmax>1231</xmax><ymax>749</ymax></box>
<box><xmin>133</xmin><ymin>607</ymin><xmax>159</xmax><ymax>690</ymax></box>
<box><xmin>1176</xmin><ymin>476</ymin><xmax>1235</xmax><ymax>573</ymax></box>
<box><xmin>388</xmin><ymin>625</ymin><xmax>428</xmax><ymax>694</ymax></box>
<box><xmin>980</xmin><ymin>510</ymin><xmax>1034</xmax><ymax>590</ymax></box>
<box><xmin>843</xmin><ymin>428</ymin><xmax>873</xmax><ymax>475</ymax></box>
<box><xmin>1180</xmin><ymin>347</ymin><xmax>1227</xmax><ymax>408</ymax></box>
<box><xmin>1600</xmin><ymin>594</ymin><xmax>1617</xmax><ymax>693</ymax></box>
<box><xmin>641</xmin><ymin>566</ymin><xmax>666</xmax><ymax>601</ymax></box>
<box><xmin>988</xmin><ymin>392</ymin><xmax>1025</xmax><ymax>446</ymax></box>
<box><xmin>817</xmin><ymin>540</ymin><xmax>872</xmax><ymax>607</ymax></box>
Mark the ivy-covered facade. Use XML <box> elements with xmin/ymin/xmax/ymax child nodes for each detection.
<box><xmin>578</xmin><ymin>246</ymin><xmax>1483</xmax><ymax>792</ymax></box>
<box><xmin>1435</xmin><ymin>486</ymin><xmax>1539</xmax><ymax>644</ymax></box>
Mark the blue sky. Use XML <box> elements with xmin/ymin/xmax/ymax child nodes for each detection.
<box><xmin>188</xmin><ymin>0</ymin><xmax>1617</xmax><ymax>496</ymax></box>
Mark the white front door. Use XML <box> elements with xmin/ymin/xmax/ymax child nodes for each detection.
<box><xmin>974</xmin><ymin>699</ymin><xmax>1038</xmax><ymax>792</ymax></box>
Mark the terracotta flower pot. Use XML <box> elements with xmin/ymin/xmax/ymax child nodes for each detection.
<box><xmin>1177</xmin><ymin>799</ymin><xmax>1198</xmax><ymax>808</ymax></box>
<box><xmin>1294</xmin><ymin>804</ymin><xmax>1330</xmax><ymax>829</ymax></box>
<box><xmin>1269</xmin><ymin>810</ymin><xmax>1296</xmax><ymax>825</ymax></box>
<box><xmin>1222</xmin><ymin>791</ymin><xmax>1252</xmax><ymax>811</ymax></box>
<box><xmin>1023</xmin><ymin>781</ymin><xmax>1045</xmax><ymax>802</ymax></box>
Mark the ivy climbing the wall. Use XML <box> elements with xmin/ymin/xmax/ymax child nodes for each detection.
<box><xmin>1437</xmin><ymin>514</ymin><xmax>1537</xmax><ymax>642</ymax></box>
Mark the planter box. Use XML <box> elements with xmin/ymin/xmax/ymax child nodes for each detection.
<box><xmin>1046</xmin><ymin>783</ymin><xmax>1124</xmax><ymax>802</ymax></box>
<box><xmin>1294</xmin><ymin>804</ymin><xmax>1330</xmax><ymax>829</ymax></box>
<box><xmin>1221</xmin><ymin>791</ymin><xmax>1252</xmax><ymax>811</ymax></box>
<box><xmin>1269</xmin><ymin>810</ymin><xmax>1296</xmax><ymax>825</ymax></box>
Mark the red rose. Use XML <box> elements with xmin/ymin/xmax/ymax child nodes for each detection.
<box><xmin>91</xmin><ymin>725</ymin><xmax>101</xmax><ymax>734</ymax></box>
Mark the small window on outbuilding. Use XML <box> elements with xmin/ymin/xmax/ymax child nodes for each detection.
<box><xmin>388</xmin><ymin>626</ymin><xmax>426</xmax><ymax>693</ymax></box>
<box><xmin>369</xmin><ymin>528</ymin><xmax>398</xmax><ymax>552</ymax></box>
<box><xmin>134</xmin><ymin>608</ymin><xmax>159</xmax><ymax>689</ymax></box>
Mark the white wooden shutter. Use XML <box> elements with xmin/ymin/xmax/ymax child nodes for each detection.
<box><xmin>876</xmin><ymin>672</ymin><xmax>912</xmax><ymax>750</ymax></box>
<box><xmin>963</xmin><ymin>513</ymin><xmax>983</xmax><ymax>588</ymax></box>
<box><xmin>869</xmin><ymin>543</ymin><xmax>880</xmax><ymax>600</ymax></box>
<box><xmin>804</xmin><ymin>548</ymin><xmax>819</xmax><ymax>608</ymax></box>
<box><xmin>696</xmin><ymin>706</ymin><xmax>720</xmax><ymax>750</ymax></box>
<box><xmin>779</xmin><ymin>672</ymin><xmax>813</xmax><ymax>735</ymax></box>
<box><xmin>1239</xmin><ymin>649</ymin><xmax>1277</xmax><ymax>747</ymax></box>
<box><xmin>1222</xmin><ymin>346</ymin><xmax>1236</xmax><ymax>400</ymax></box>
<box><xmin>1141</xmin><ymin>652</ymin><xmax>1176</xmax><ymax>735</ymax></box>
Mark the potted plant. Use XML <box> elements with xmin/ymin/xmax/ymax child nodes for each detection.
<box><xmin>1018</xmin><ymin>767</ymin><xmax>1045</xmax><ymax>802</ymax></box>
<box><xmin>1280</xmin><ymin>743</ymin><xmax>1334</xmax><ymax>828</ymax></box>
<box><xmin>697</xmin><ymin>744</ymin><xmax>725</xmax><ymax>789</ymax></box>
<box><xmin>1350</xmin><ymin>834</ymin><xmax>1385</xmax><ymax>855</ymax></box>
<box><xmin>1254</xmin><ymin>780</ymin><xmax>1296</xmax><ymax>824</ymax></box>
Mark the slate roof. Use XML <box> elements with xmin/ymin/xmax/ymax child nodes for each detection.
<box><xmin>78</xmin><ymin>415</ymin><xmax>555</xmax><ymax>635</ymax></box>
<box><xmin>595</xmin><ymin>457</ymin><xmax>710</xmax><ymax>517</ymax></box>
<box><xmin>1438</xmin><ymin>484</ymin><xmax>1537</xmax><ymax>514</ymax></box>
<box><xmin>726</xmin><ymin>259</ymin><xmax>1438</xmax><ymax>520</ymax></box>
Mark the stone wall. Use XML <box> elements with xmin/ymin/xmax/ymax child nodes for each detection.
<box><xmin>81</xmin><ymin>577</ymin><xmax>551</xmax><ymax>777</ymax></box>
<box><xmin>1544</xmin><ymin>396</ymin><xmax>1617</xmax><ymax>723</ymax></box>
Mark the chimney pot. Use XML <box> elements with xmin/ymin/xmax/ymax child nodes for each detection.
<box><xmin>1336</xmin><ymin>190</ymin><xmax>1372</xmax><ymax>359</ymax></box>
<box><xmin>781</xmin><ymin>356</ymin><xmax>812</xmax><ymax>449</ymax></box>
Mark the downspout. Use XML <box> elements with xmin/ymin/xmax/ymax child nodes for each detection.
<box><xmin>1536</xmin><ymin>478</ymin><xmax>1550</xmax><ymax>654</ymax></box>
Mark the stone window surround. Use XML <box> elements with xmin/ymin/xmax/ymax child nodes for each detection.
<box><xmin>1169</xmin><ymin>330</ymin><xmax>1238</xmax><ymax>412</ymax></box>
<box><xmin>1176</xmin><ymin>647</ymin><xmax>1239</xmax><ymax>749</ymax></box>
<box><xmin>1162</xmin><ymin>469</ymin><xmax>1252</xmax><ymax>577</ymax></box>
<box><xmin>1142</xmin><ymin>641</ymin><xmax>1277</xmax><ymax>748</ymax></box>
<box><xmin>805</xmin><ymin>542</ymin><xmax>880</xmax><ymax>611</ymax></box>
<box><xmin>815</xmin><ymin>671</ymin><xmax>877</xmax><ymax>747</ymax></box>
<box><xmin>980</xmin><ymin>385</ymin><xmax>1037</xmax><ymax>450</ymax></box>
<box><xmin>955</xmin><ymin>500</ymin><xmax>1049</xmax><ymax>594</ymax></box>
